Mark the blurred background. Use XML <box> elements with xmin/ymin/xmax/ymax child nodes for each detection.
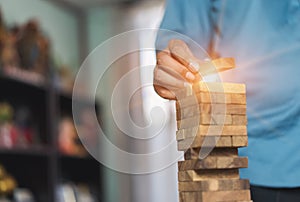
<box><xmin>0</xmin><ymin>0</ymin><xmax>181</xmax><ymax>202</ymax></box>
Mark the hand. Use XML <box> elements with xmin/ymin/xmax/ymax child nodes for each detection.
<box><xmin>153</xmin><ymin>39</ymin><xmax>202</xmax><ymax>100</ymax></box>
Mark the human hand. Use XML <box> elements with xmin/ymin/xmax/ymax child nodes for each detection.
<box><xmin>153</xmin><ymin>39</ymin><xmax>235</xmax><ymax>100</ymax></box>
<box><xmin>153</xmin><ymin>39</ymin><xmax>202</xmax><ymax>100</ymax></box>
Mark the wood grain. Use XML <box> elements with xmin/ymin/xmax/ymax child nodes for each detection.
<box><xmin>178</xmin><ymin>179</ymin><xmax>250</xmax><ymax>192</ymax></box>
<box><xmin>184</xmin><ymin>148</ymin><xmax>238</xmax><ymax>160</ymax></box>
<box><xmin>176</xmin><ymin>92</ymin><xmax>246</xmax><ymax>108</ymax></box>
<box><xmin>193</xmin><ymin>82</ymin><xmax>246</xmax><ymax>94</ymax></box>
<box><xmin>176</xmin><ymin>125</ymin><xmax>247</xmax><ymax>137</ymax></box>
<box><xmin>178</xmin><ymin>157</ymin><xmax>248</xmax><ymax>171</ymax></box>
<box><xmin>177</xmin><ymin>136</ymin><xmax>248</xmax><ymax>150</ymax></box>
<box><xmin>177</xmin><ymin>104</ymin><xmax>246</xmax><ymax>120</ymax></box>
<box><xmin>178</xmin><ymin>169</ymin><xmax>240</xmax><ymax>182</ymax></box>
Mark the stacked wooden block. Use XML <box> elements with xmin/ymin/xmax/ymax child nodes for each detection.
<box><xmin>176</xmin><ymin>82</ymin><xmax>252</xmax><ymax>202</ymax></box>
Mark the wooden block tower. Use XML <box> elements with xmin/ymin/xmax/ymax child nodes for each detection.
<box><xmin>175</xmin><ymin>82</ymin><xmax>252</xmax><ymax>202</ymax></box>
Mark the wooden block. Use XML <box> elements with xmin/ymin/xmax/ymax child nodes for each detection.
<box><xmin>212</xmin><ymin>57</ymin><xmax>236</xmax><ymax>72</ymax></box>
<box><xmin>198</xmin><ymin>125</ymin><xmax>247</xmax><ymax>136</ymax></box>
<box><xmin>201</xmin><ymin>190</ymin><xmax>251</xmax><ymax>201</ymax></box>
<box><xmin>177</xmin><ymin>135</ymin><xmax>248</xmax><ymax>150</ymax></box>
<box><xmin>200</xmin><ymin>114</ymin><xmax>233</xmax><ymax>125</ymax></box>
<box><xmin>232</xmin><ymin>136</ymin><xmax>248</xmax><ymax>147</ymax></box>
<box><xmin>179</xmin><ymin>192</ymin><xmax>202</xmax><ymax>202</ymax></box>
<box><xmin>185</xmin><ymin>148</ymin><xmax>238</xmax><ymax>160</ymax></box>
<box><xmin>179</xmin><ymin>192</ymin><xmax>184</xmax><ymax>202</ymax></box>
<box><xmin>192</xmin><ymin>57</ymin><xmax>235</xmax><ymax>78</ymax></box>
<box><xmin>177</xmin><ymin>105</ymin><xmax>200</xmax><ymax>119</ymax></box>
<box><xmin>232</xmin><ymin>115</ymin><xmax>248</xmax><ymax>125</ymax></box>
<box><xmin>209</xmin><ymin>148</ymin><xmax>238</xmax><ymax>157</ymax></box>
<box><xmin>177</xmin><ymin>129</ymin><xmax>185</xmax><ymax>140</ymax></box>
<box><xmin>175</xmin><ymin>82</ymin><xmax>246</xmax><ymax>99</ymax></box>
<box><xmin>178</xmin><ymin>156</ymin><xmax>247</xmax><ymax>171</ymax></box>
<box><xmin>178</xmin><ymin>137</ymin><xmax>196</xmax><ymax>150</ymax></box>
<box><xmin>179</xmin><ymin>190</ymin><xmax>251</xmax><ymax>202</ymax></box>
<box><xmin>178</xmin><ymin>169</ymin><xmax>240</xmax><ymax>182</ymax></box>
<box><xmin>176</xmin><ymin>127</ymin><xmax>198</xmax><ymax>141</ymax></box>
<box><xmin>193</xmin><ymin>82</ymin><xmax>246</xmax><ymax>94</ymax></box>
<box><xmin>177</xmin><ymin>114</ymin><xmax>233</xmax><ymax>126</ymax></box>
<box><xmin>230</xmin><ymin>93</ymin><xmax>247</xmax><ymax>104</ymax></box>
<box><xmin>184</xmin><ymin>148</ymin><xmax>202</xmax><ymax>159</ymax></box>
<box><xmin>177</xmin><ymin>114</ymin><xmax>247</xmax><ymax>126</ymax></box>
<box><xmin>216</xmin><ymin>157</ymin><xmax>248</xmax><ymax>169</ymax></box>
<box><xmin>225</xmin><ymin>104</ymin><xmax>247</xmax><ymax>115</ymax></box>
<box><xmin>175</xmin><ymin>84</ymin><xmax>193</xmax><ymax>99</ymax></box>
<box><xmin>176</xmin><ymin>95</ymin><xmax>201</xmax><ymax>108</ymax></box>
<box><xmin>177</xmin><ymin>116</ymin><xmax>201</xmax><ymax>129</ymax></box>
<box><xmin>199</xmin><ymin>92</ymin><xmax>229</xmax><ymax>104</ymax></box>
<box><xmin>178</xmin><ymin>179</ymin><xmax>250</xmax><ymax>192</ymax></box>
<box><xmin>176</xmin><ymin>93</ymin><xmax>230</xmax><ymax>108</ymax></box>
<box><xmin>176</xmin><ymin>92</ymin><xmax>246</xmax><ymax>109</ymax></box>
<box><xmin>177</xmin><ymin>136</ymin><xmax>233</xmax><ymax>150</ymax></box>
<box><xmin>176</xmin><ymin>125</ymin><xmax>247</xmax><ymax>137</ymax></box>
<box><xmin>178</xmin><ymin>157</ymin><xmax>217</xmax><ymax>170</ymax></box>
<box><xmin>177</xmin><ymin>104</ymin><xmax>246</xmax><ymax>119</ymax></box>
<box><xmin>215</xmin><ymin>136</ymin><xmax>233</xmax><ymax>147</ymax></box>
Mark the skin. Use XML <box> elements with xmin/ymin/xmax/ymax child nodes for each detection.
<box><xmin>153</xmin><ymin>39</ymin><xmax>202</xmax><ymax>100</ymax></box>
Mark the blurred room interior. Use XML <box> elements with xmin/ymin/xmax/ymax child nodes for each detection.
<box><xmin>0</xmin><ymin>0</ymin><xmax>181</xmax><ymax>202</ymax></box>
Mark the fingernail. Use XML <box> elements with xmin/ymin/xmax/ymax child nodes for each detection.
<box><xmin>185</xmin><ymin>72</ymin><xmax>195</xmax><ymax>80</ymax></box>
<box><xmin>189</xmin><ymin>60</ymin><xmax>200</xmax><ymax>72</ymax></box>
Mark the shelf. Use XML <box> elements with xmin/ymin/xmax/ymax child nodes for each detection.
<box><xmin>0</xmin><ymin>146</ymin><xmax>53</xmax><ymax>157</ymax></box>
<box><xmin>0</xmin><ymin>3</ymin><xmax>104</xmax><ymax>200</ymax></box>
<box><xmin>0</xmin><ymin>67</ymin><xmax>48</xmax><ymax>91</ymax></box>
<box><xmin>59</xmin><ymin>153</ymin><xmax>95</xmax><ymax>160</ymax></box>
<box><xmin>0</xmin><ymin>155</ymin><xmax>50</xmax><ymax>202</ymax></box>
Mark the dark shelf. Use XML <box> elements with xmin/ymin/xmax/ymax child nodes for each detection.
<box><xmin>0</xmin><ymin>67</ymin><xmax>48</xmax><ymax>91</ymax></box>
<box><xmin>59</xmin><ymin>153</ymin><xmax>94</xmax><ymax>160</ymax></box>
<box><xmin>0</xmin><ymin>146</ymin><xmax>53</xmax><ymax>157</ymax></box>
<box><xmin>58</xmin><ymin>153</ymin><xmax>102</xmax><ymax>201</ymax></box>
<box><xmin>0</xmin><ymin>67</ymin><xmax>103</xmax><ymax>202</ymax></box>
<box><xmin>0</xmin><ymin>155</ymin><xmax>50</xmax><ymax>202</ymax></box>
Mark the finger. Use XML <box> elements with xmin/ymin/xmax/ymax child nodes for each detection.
<box><xmin>157</xmin><ymin>51</ymin><xmax>196</xmax><ymax>82</ymax></box>
<box><xmin>168</xmin><ymin>39</ymin><xmax>200</xmax><ymax>73</ymax></box>
<box><xmin>153</xmin><ymin>85</ymin><xmax>176</xmax><ymax>100</ymax></box>
<box><xmin>153</xmin><ymin>67</ymin><xmax>186</xmax><ymax>89</ymax></box>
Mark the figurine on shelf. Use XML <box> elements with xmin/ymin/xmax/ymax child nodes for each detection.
<box><xmin>58</xmin><ymin>117</ymin><xmax>87</xmax><ymax>157</ymax></box>
<box><xmin>0</xmin><ymin>8</ymin><xmax>7</xmax><ymax>58</ymax></box>
<box><xmin>0</xmin><ymin>103</ymin><xmax>37</xmax><ymax>148</ymax></box>
<box><xmin>56</xmin><ymin>182</ymin><xmax>97</xmax><ymax>202</ymax></box>
<box><xmin>17</xmin><ymin>19</ymin><xmax>50</xmax><ymax>77</ymax></box>
<box><xmin>0</xmin><ymin>7</ymin><xmax>20</xmax><ymax>68</ymax></box>
<box><xmin>14</xmin><ymin>106</ymin><xmax>36</xmax><ymax>148</ymax></box>
<box><xmin>0</xmin><ymin>164</ymin><xmax>17</xmax><ymax>196</ymax></box>
<box><xmin>0</xmin><ymin>102</ymin><xmax>17</xmax><ymax>148</ymax></box>
<box><xmin>0</xmin><ymin>26</ymin><xmax>21</xmax><ymax>68</ymax></box>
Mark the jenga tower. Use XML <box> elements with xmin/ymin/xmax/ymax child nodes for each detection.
<box><xmin>175</xmin><ymin>82</ymin><xmax>252</xmax><ymax>202</ymax></box>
